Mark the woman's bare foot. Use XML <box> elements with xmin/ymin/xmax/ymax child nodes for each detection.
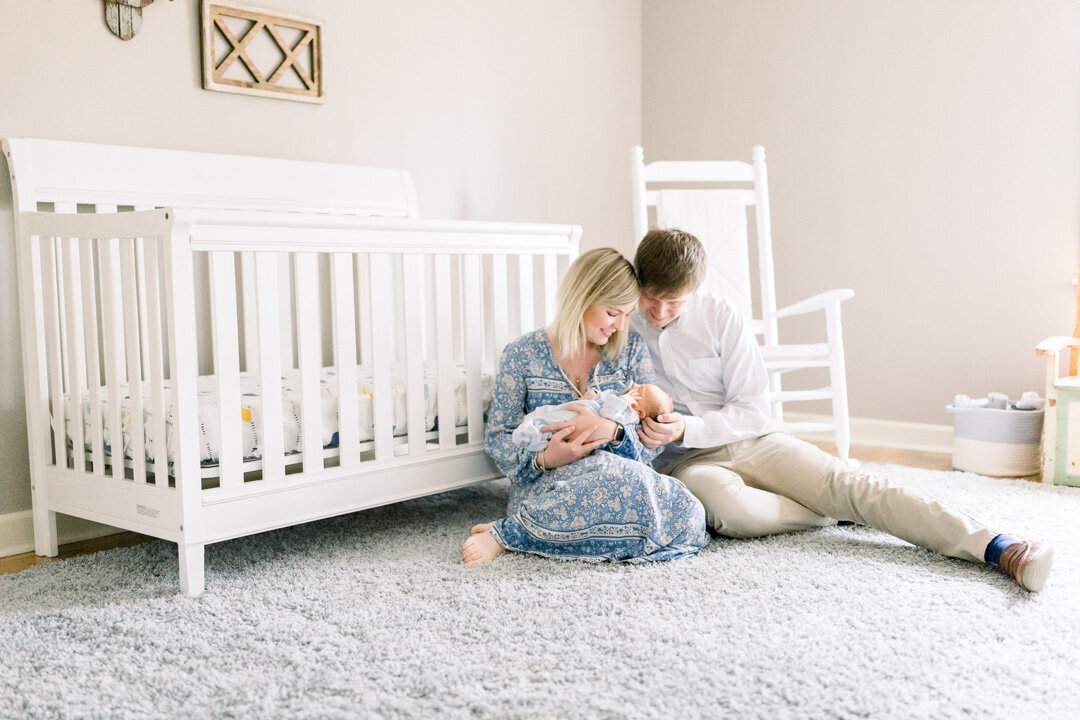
<box><xmin>462</xmin><ymin>531</ymin><xmax>506</xmax><ymax>566</ymax></box>
<box><xmin>471</xmin><ymin>521</ymin><xmax>496</xmax><ymax>535</ymax></box>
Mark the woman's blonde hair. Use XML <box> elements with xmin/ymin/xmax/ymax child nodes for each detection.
<box><xmin>548</xmin><ymin>248</ymin><xmax>639</xmax><ymax>361</ymax></box>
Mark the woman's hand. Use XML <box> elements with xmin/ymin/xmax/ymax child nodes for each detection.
<box><xmin>638</xmin><ymin>412</ymin><xmax>685</xmax><ymax>448</ymax></box>
<box><xmin>540</xmin><ymin>424</ymin><xmax>609</xmax><ymax>469</ymax></box>
<box><xmin>542</xmin><ymin>404</ymin><xmax>617</xmax><ymax>445</ymax></box>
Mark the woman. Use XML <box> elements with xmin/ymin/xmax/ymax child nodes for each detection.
<box><xmin>462</xmin><ymin>248</ymin><xmax>709</xmax><ymax>565</ymax></box>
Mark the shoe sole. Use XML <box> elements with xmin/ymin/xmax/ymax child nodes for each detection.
<box><xmin>1021</xmin><ymin>545</ymin><xmax>1054</xmax><ymax>592</ymax></box>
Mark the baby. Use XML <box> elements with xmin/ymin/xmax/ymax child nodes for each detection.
<box><xmin>511</xmin><ymin>383</ymin><xmax>674</xmax><ymax>451</ymax></box>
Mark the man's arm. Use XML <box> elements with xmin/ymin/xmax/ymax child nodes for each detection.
<box><xmin>680</xmin><ymin>304</ymin><xmax>773</xmax><ymax>448</ymax></box>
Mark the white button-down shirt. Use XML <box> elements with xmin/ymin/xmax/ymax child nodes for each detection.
<box><xmin>630</xmin><ymin>292</ymin><xmax>785</xmax><ymax>467</ymax></box>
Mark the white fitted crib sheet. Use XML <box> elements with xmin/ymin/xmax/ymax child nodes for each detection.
<box><xmin>63</xmin><ymin>363</ymin><xmax>493</xmax><ymax>467</ymax></box>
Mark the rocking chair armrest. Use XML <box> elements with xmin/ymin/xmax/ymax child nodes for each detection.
<box><xmin>1036</xmin><ymin>336</ymin><xmax>1080</xmax><ymax>356</ymax></box>
<box><xmin>771</xmin><ymin>289</ymin><xmax>855</xmax><ymax>320</ymax></box>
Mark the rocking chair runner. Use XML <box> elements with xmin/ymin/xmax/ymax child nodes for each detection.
<box><xmin>630</xmin><ymin>145</ymin><xmax>855</xmax><ymax>461</ymax></box>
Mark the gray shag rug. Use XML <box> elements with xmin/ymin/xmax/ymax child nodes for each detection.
<box><xmin>2</xmin><ymin>463</ymin><xmax>1079</xmax><ymax>720</ymax></box>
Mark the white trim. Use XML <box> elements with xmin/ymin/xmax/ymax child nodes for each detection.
<box><xmin>0</xmin><ymin>510</ymin><xmax>123</xmax><ymax>559</ymax></box>
<box><xmin>785</xmin><ymin>412</ymin><xmax>953</xmax><ymax>455</ymax></box>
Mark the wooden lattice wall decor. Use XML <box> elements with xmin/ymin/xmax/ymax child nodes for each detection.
<box><xmin>201</xmin><ymin>1</ymin><xmax>324</xmax><ymax>103</ymax></box>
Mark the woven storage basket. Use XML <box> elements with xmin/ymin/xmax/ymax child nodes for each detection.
<box><xmin>946</xmin><ymin>403</ymin><xmax>1044</xmax><ymax>477</ymax></box>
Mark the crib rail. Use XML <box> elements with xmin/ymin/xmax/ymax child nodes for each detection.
<box><xmin>15</xmin><ymin>204</ymin><xmax>579</xmax><ymax>509</ymax></box>
<box><xmin>182</xmin><ymin>210</ymin><xmax>579</xmax><ymax>497</ymax></box>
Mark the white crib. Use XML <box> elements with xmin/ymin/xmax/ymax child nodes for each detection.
<box><xmin>4</xmin><ymin>138</ymin><xmax>579</xmax><ymax>596</ymax></box>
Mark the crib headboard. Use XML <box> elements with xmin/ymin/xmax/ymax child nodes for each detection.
<box><xmin>3</xmin><ymin>138</ymin><xmax>418</xmax><ymax>217</ymax></box>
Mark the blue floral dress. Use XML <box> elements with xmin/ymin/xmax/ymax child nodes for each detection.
<box><xmin>485</xmin><ymin>329</ymin><xmax>709</xmax><ymax>562</ymax></box>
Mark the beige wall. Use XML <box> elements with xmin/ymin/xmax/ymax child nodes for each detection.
<box><xmin>0</xmin><ymin>0</ymin><xmax>642</xmax><ymax>515</ymax></box>
<box><xmin>643</xmin><ymin>0</ymin><xmax>1080</xmax><ymax>425</ymax></box>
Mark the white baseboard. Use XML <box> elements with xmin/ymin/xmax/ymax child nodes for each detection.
<box><xmin>785</xmin><ymin>412</ymin><xmax>954</xmax><ymax>455</ymax></box>
<box><xmin>0</xmin><ymin>510</ymin><xmax>123</xmax><ymax>559</ymax></box>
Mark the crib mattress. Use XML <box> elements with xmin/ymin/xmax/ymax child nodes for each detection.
<box><xmin>63</xmin><ymin>364</ymin><xmax>493</xmax><ymax>467</ymax></box>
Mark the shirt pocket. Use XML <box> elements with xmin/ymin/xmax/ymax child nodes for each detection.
<box><xmin>680</xmin><ymin>357</ymin><xmax>726</xmax><ymax>396</ymax></box>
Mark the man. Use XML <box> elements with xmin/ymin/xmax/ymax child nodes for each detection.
<box><xmin>629</xmin><ymin>227</ymin><xmax>1053</xmax><ymax>592</ymax></box>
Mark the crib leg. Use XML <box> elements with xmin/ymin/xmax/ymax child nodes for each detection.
<box><xmin>179</xmin><ymin>542</ymin><xmax>205</xmax><ymax>597</ymax></box>
<box><xmin>33</xmin><ymin>508</ymin><xmax>58</xmax><ymax>557</ymax></box>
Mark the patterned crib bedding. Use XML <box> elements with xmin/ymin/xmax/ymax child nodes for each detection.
<box><xmin>62</xmin><ymin>363</ymin><xmax>493</xmax><ymax>466</ymax></box>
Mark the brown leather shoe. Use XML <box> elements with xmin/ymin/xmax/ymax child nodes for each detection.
<box><xmin>998</xmin><ymin>541</ymin><xmax>1054</xmax><ymax>592</ymax></box>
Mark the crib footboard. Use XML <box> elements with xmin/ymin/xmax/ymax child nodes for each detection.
<box><xmin>13</xmin><ymin>208</ymin><xmax>187</xmax><ymax>554</ymax></box>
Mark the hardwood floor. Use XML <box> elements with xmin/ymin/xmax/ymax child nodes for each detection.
<box><xmin>0</xmin><ymin>442</ymin><xmax>1033</xmax><ymax>576</ymax></box>
<box><xmin>0</xmin><ymin>530</ymin><xmax>153</xmax><ymax>576</ymax></box>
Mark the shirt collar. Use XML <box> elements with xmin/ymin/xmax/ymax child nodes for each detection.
<box><xmin>632</xmin><ymin>307</ymin><xmax>686</xmax><ymax>333</ymax></box>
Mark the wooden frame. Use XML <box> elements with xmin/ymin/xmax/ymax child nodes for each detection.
<box><xmin>4</xmin><ymin>137</ymin><xmax>581</xmax><ymax>595</ymax></box>
<box><xmin>200</xmin><ymin>0</ymin><xmax>324</xmax><ymax>104</ymax></box>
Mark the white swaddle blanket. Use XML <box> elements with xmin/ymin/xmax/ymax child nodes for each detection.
<box><xmin>656</xmin><ymin>189</ymin><xmax>754</xmax><ymax>321</ymax></box>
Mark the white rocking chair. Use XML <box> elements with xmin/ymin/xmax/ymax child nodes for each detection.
<box><xmin>631</xmin><ymin>145</ymin><xmax>855</xmax><ymax>461</ymax></box>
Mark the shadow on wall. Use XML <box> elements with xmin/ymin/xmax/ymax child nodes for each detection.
<box><xmin>0</xmin><ymin>152</ymin><xmax>32</xmax><ymax>513</ymax></box>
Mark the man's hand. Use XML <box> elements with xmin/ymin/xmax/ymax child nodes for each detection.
<box><xmin>542</xmin><ymin>404</ymin><xmax>617</xmax><ymax>445</ymax></box>
<box><xmin>540</xmin><ymin>424</ymin><xmax>608</xmax><ymax>469</ymax></box>
<box><xmin>638</xmin><ymin>412</ymin><xmax>685</xmax><ymax>448</ymax></box>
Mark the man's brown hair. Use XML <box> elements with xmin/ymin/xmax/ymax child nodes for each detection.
<box><xmin>633</xmin><ymin>227</ymin><xmax>707</xmax><ymax>295</ymax></box>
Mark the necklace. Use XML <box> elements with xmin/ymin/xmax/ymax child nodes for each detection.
<box><xmin>545</xmin><ymin>329</ymin><xmax>599</xmax><ymax>399</ymax></box>
<box><xmin>559</xmin><ymin>348</ymin><xmax>599</xmax><ymax>399</ymax></box>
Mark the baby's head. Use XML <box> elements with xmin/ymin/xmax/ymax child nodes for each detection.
<box><xmin>621</xmin><ymin>383</ymin><xmax>673</xmax><ymax>421</ymax></box>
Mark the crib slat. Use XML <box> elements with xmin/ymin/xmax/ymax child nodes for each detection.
<box><xmin>59</xmin><ymin>221</ymin><xmax>87</xmax><ymax>472</ymax></box>
<box><xmin>132</xmin><ymin>206</ymin><xmax>162</xmax><ymax>483</ymax></box>
<box><xmin>423</xmin><ymin>255</ymin><xmax>435</xmax><ymax>365</ymax></box>
<box><xmin>402</xmin><ymin>254</ymin><xmax>426</xmax><ymax>456</ymax></box>
<box><xmin>369</xmin><ymin>253</ymin><xmax>394</xmax><ymax>461</ymax></box>
<box><xmin>294</xmin><ymin>253</ymin><xmax>323</xmax><ymax>473</ymax></box>
<box><xmin>331</xmin><ymin>253</ymin><xmax>360</xmax><ymax>466</ymax></box>
<box><xmin>543</xmin><ymin>254</ymin><xmax>558</xmax><ymax>325</ymax></box>
<box><xmin>491</xmin><ymin>254</ymin><xmax>508</xmax><ymax>369</ymax></box>
<box><xmin>93</xmin><ymin>205</ymin><xmax>124</xmax><ymax>479</ymax></box>
<box><xmin>255</xmin><ymin>253</ymin><xmax>285</xmax><ymax>482</ymax></box>
<box><xmin>390</xmin><ymin>255</ymin><xmax>404</xmax><ymax>364</ymax></box>
<box><xmin>278</xmin><ymin>254</ymin><xmax>295</xmax><ymax>371</ymax></box>
<box><xmin>463</xmin><ymin>255</ymin><xmax>483</xmax><ymax>444</ymax></box>
<box><xmin>355</xmin><ymin>253</ymin><xmax>372</xmax><ymax>367</ymax></box>
<box><xmin>134</xmin><ymin>205</ymin><xmax>154</xmax><ymax>380</ymax></box>
<box><xmin>54</xmin><ymin>238</ymin><xmax>69</xmax><ymax>407</ymax></box>
<box><xmin>121</xmin><ymin>238</ymin><xmax>147</xmax><ymax>484</ymax></box>
<box><xmin>41</xmin><ymin>237</ymin><xmax>65</xmax><ymax>467</ymax></box>
<box><xmin>61</xmin><ymin>237</ymin><xmax>86</xmax><ymax>472</ymax></box>
<box><xmin>210</xmin><ymin>252</ymin><xmax>242</xmax><ymax>488</ymax></box>
<box><xmin>434</xmin><ymin>254</ymin><xmax>455</xmax><ymax>449</ymax></box>
<box><xmin>143</xmin><ymin>241</ymin><xmax>168</xmax><ymax>485</ymax></box>
<box><xmin>518</xmin><ymin>255</ymin><xmax>534</xmax><ymax>335</ymax></box>
<box><xmin>100</xmin><ymin>233</ymin><xmax>126</xmax><ymax>480</ymax></box>
<box><xmin>241</xmin><ymin>252</ymin><xmax>259</xmax><ymax>375</ymax></box>
<box><xmin>80</xmin><ymin>237</ymin><xmax>105</xmax><ymax>475</ymax></box>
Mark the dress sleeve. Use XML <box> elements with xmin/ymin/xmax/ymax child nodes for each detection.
<box><xmin>484</xmin><ymin>344</ymin><xmax>544</xmax><ymax>484</ymax></box>
<box><xmin>605</xmin><ymin>332</ymin><xmax>664</xmax><ymax>465</ymax></box>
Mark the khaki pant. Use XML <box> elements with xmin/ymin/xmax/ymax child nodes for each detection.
<box><xmin>661</xmin><ymin>432</ymin><xmax>995</xmax><ymax>563</ymax></box>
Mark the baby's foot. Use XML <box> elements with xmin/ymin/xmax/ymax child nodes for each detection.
<box><xmin>471</xmin><ymin>521</ymin><xmax>496</xmax><ymax>535</ymax></box>
<box><xmin>462</xmin><ymin>531</ymin><xmax>506</xmax><ymax>566</ymax></box>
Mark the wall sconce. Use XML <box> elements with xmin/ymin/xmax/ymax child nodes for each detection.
<box><xmin>103</xmin><ymin>0</ymin><xmax>172</xmax><ymax>41</ymax></box>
